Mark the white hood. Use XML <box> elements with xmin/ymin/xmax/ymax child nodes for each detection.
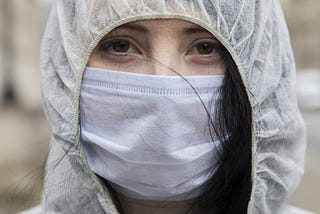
<box><xmin>38</xmin><ymin>0</ymin><xmax>307</xmax><ymax>213</ymax></box>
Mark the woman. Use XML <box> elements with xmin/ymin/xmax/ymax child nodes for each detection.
<box><xmin>25</xmin><ymin>0</ymin><xmax>308</xmax><ymax>213</ymax></box>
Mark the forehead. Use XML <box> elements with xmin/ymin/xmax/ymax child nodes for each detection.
<box><xmin>111</xmin><ymin>19</ymin><xmax>211</xmax><ymax>34</ymax></box>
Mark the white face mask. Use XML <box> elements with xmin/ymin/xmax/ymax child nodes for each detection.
<box><xmin>80</xmin><ymin>67</ymin><xmax>224</xmax><ymax>201</ymax></box>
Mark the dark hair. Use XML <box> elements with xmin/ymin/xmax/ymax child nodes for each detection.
<box><xmin>99</xmin><ymin>47</ymin><xmax>253</xmax><ymax>214</ymax></box>
<box><xmin>191</xmin><ymin>48</ymin><xmax>253</xmax><ymax>214</ymax></box>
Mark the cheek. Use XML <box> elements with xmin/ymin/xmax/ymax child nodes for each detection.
<box><xmin>87</xmin><ymin>51</ymin><xmax>227</xmax><ymax>76</ymax></box>
<box><xmin>87</xmin><ymin>53</ymin><xmax>153</xmax><ymax>74</ymax></box>
<box><xmin>183</xmin><ymin>60</ymin><xmax>227</xmax><ymax>75</ymax></box>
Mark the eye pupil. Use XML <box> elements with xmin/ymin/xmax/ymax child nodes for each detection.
<box><xmin>113</xmin><ymin>41</ymin><xmax>130</xmax><ymax>52</ymax></box>
<box><xmin>197</xmin><ymin>43</ymin><xmax>214</xmax><ymax>54</ymax></box>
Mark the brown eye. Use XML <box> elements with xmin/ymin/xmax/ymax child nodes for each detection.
<box><xmin>196</xmin><ymin>42</ymin><xmax>214</xmax><ymax>55</ymax></box>
<box><xmin>112</xmin><ymin>41</ymin><xmax>130</xmax><ymax>52</ymax></box>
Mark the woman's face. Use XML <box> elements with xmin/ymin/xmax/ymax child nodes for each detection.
<box><xmin>88</xmin><ymin>19</ymin><xmax>226</xmax><ymax>76</ymax></box>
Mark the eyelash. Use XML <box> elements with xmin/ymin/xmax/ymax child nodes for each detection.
<box><xmin>186</xmin><ymin>42</ymin><xmax>225</xmax><ymax>57</ymax></box>
<box><xmin>97</xmin><ymin>38</ymin><xmax>225</xmax><ymax>60</ymax></box>
<box><xmin>98</xmin><ymin>38</ymin><xmax>141</xmax><ymax>57</ymax></box>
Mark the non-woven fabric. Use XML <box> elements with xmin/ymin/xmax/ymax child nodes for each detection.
<box><xmin>37</xmin><ymin>0</ymin><xmax>307</xmax><ymax>213</ymax></box>
<box><xmin>80</xmin><ymin>67</ymin><xmax>223</xmax><ymax>201</ymax></box>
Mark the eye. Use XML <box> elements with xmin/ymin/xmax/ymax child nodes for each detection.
<box><xmin>98</xmin><ymin>38</ymin><xmax>141</xmax><ymax>55</ymax></box>
<box><xmin>196</xmin><ymin>42</ymin><xmax>215</xmax><ymax>55</ymax></box>
<box><xmin>112</xmin><ymin>41</ymin><xmax>130</xmax><ymax>52</ymax></box>
<box><xmin>187</xmin><ymin>41</ymin><xmax>225</xmax><ymax>57</ymax></box>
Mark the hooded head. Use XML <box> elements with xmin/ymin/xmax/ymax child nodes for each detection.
<box><xmin>40</xmin><ymin>0</ymin><xmax>306</xmax><ymax>213</ymax></box>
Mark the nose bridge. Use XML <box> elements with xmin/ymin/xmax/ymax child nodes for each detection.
<box><xmin>151</xmin><ymin>52</ymin><xmax>181</xmax><ymax>76</ymax></box>
<box><xmin>149</xmin><ymin>35</ymin><xmax>182</xmax><ymax>76</ymax></box>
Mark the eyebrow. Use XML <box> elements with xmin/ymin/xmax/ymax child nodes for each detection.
<box><xmin>112</xmin><ymin>24</ymin><xmax>215</xmax><ymax>38</ymax></box>
<box><xmin>183</xmin><ymin>27</ymin><xmax>209</xmax><ymax>34</ymax></box>
<box><xmin>115</xmin><ymin>24</ymin><xmax>149</xmax><ymax>33</ymax></box>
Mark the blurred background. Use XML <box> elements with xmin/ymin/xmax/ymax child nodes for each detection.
<box><xmin>0</xmin><ymin>0</ymin><xmax>319</xmax><ymax>213</ymax></box>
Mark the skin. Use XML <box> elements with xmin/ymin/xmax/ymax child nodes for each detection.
<box><xmin>88</xmin><ymin>19</ymin><xmax>226</xmax><ymax>76</ymax></box>
<box><xmin>116</xmin><ymin>192</ymin><xmax>195</xmax><ymax>214</ymax></box>
<box><xmin>87</xmin><ymin>19</ymin><xmax>227</xmax><ymax>214</ymax></box>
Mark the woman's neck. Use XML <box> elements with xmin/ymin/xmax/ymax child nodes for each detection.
<box><xmin>118</xmin><ymin>193</ymin><xmax>195</xmax><ymax>214</ymax></box>
<box><xmin>98</xmin><ymin>176</ymin><xmax>196</xmax><ymax>213</ymax></box>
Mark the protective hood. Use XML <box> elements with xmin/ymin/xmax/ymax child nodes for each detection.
<box><xmin>39</xmin><ymin>0</ymin><xmax>307</xmax><ymax>213</ymax></box>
